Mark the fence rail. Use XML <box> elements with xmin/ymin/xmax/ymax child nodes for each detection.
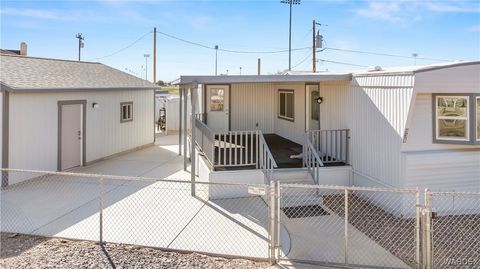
<box><xmin>306</xmin><ymin>129</ymin><xmax>350</xmax><ymax>164</ymax></box>
<box><xmin>1</xmin><ymin>168</ymin><xmax>479</xmax><ymax>269</ymax></box>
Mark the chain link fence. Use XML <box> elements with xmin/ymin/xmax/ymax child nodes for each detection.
<box><xmin>427</xmin><ymin>191</ymin><xmax>480</xmax><ymax>269</ymax></box>
<box><xmin>1</xmin><ymin>169</ymin><xmax>273</xmax><ymax>262</ymax></box>
<box><xmin>278</xmin><ymin>184</ymin><xmax>419</xmax><ymax>269</ymax></box>
<box><xmin>1</xmin><ymin>168</ymin><xmax>480</xmax><ymax>269</ymax></box>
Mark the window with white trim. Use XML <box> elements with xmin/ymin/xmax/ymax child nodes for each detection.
<box><xmin>120</xmin><ymin>102</ymin><xmax>133</xmax><ymax>122</ymax></box>
<box><xmin>435</xmin><ymin>96</ymin><xmax>469</xmax><ymax>141</ymax></box>
<box><xmin>433</xmin><ymin>94</ymin><xmax>479</xmax><ymax>145</ymax></box>
<box><xmin>278</xmin><ymin>90</ymin><xmax>294</xmax><ymax>121</ymax></box>
<box><xmin>477</xmin><ymin>96</ymin><xmax>480</xmax><ymax>141</ymax></box>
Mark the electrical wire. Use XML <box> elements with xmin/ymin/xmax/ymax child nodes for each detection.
<box><xmin>317</xmin><ymin>58</ymin><xmax>368</xmax><ymax>67</ymax></box>
<box><xmin>324</xmin><ymin>47</ymin><xmax>452</xmax><ymax>62</ymax></box>
<box><xmin>292</xmin><ymin>51</ymin><xmax>312</xmax><ymax>69</ymax></box>
<box><xmin>89</xmin><ymin>31</ymin><xmax>154</xmax><ymax>61</ymax></box>
<box><xmin>156</xmin><ymin>29</ymin><xmax>310</xmax><ymax>54</ymax></box>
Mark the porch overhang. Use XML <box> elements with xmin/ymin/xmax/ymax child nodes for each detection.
<box><xmin>178</xmin><ymin>73</ymin><xmax>352</xmax><ymax>85</ymax></box>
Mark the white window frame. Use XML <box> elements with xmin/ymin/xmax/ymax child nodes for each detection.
<box><xmin>435</xmin><ymin>95</ymin><xmax>469</xmax><ymax>142</ymax></box>
<box><xmin>120</xmin><ymin>102</ymin><xmax>133</xmax><ymax>123</ymax></box>
<box><xmin>278</xmin><ymin>89</ymin><xmax>294</xmax><ymax>121</ymax></box>
<box><xmin>476</xmin><ymin>96</ymin><xmax>480</xmax><ymax>142</ymax></box>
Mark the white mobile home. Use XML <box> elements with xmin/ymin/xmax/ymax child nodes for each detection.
<box><xmin>0</xmin><ymin>54</ymin><xmax>157</xmax><ymax>185</ymax></box>
<box><xmin>178</xmin><ymin>61</ymin><xmax>479</xmax><ymax>193</ymax></box>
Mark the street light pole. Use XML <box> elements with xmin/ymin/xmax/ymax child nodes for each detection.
<box><xmin>144</xmin><ymin>54</ymin><xmax>150</xmax><ymax>81</ymax></box>
<box><xmin>215</xmin><ymin>45</ymin><xmax>219</xmax><ymax>76</ymax></box>
<box><xmin>281</xmin><ymin>0</ymin><xmax>301</xmax><ymax>71</ymax></box>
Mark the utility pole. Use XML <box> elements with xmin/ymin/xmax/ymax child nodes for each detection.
<box><xmin>312</xmin><ymin>20</ymin><xmax>325</xmax><ymax>72</ymax></box>
<box><xmin>153</xmin><ymin>27</ymin><xmax>157</xmax><ymax>84</ymax></box>
<box><xmin>313</xmin><ymin>20</ymin><xmax>316</xmax><ymax>72</ymax></box>
<box><xmin>76</xmin><ymin>33</ymin><xmax>85</xmax><ymax>61</ymax></box>
<box><xmin>215</xmin><ymin>45</ymin><xmax>219</xmax><ymax>76</ymax></box>
<box><xmin>281</xmin><ymin>0</ymin><xmax>301</xmax><ymax>71</ymax></box>
<box><xmin>412</xmin><ymin>53</ymin><xmax>418</xmax><ymax>65</ymax></box>
<box><xmin>239</xmin><ymin>67</ymin><xmax>242</xmax><ymax>75</ymax></box>
<box><xmin>257</xmin><ymin>58</ymin><xmax>261</xmax><ymax>75</ymax></box>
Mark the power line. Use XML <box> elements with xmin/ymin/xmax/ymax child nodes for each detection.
<box><xmin>89</xmin><ymin>31</ymin><xmax>153</xmax><ymax>61</ymax></box>
<box><xmin>317</xmin><ymin>58</ymin><xmax>368</xmax><ymax>68</ymax></box>
<box><xmin>292</xmin><ymin>51</ymin><xmax>312</xmax><ymax>69</ymax></box>
<box><xmin>324</xmin><ymin>47</ymin><xmax>452</xmax><ymax>62</ymax></box>
<box><xmin>156</xmin><ymin>29</ymin><xmax>310</xmax><ymax>54</ymax></box>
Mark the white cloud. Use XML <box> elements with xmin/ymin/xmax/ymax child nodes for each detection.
<box><xmin>354</xmin><ymin>0</ymin><xmax>480</xmax><ymax>24</ymax></box>
<box><xmin>0</xmin><ymin>7</ymin><xmax>61</xmax><ymax>20</ymax></box>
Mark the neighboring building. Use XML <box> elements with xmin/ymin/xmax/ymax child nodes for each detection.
<box><xmin>178</xmin><ymin>61</ymin><xmax>480</xmax><ymax>195</ymax></box>
<box><xmin>0</xmin><ymin>42</ymin><xmax>28</xmax><ymax>56</ymax></box>
<box><xmin>1</xmin><ymin>54</ymin><xmax>158</xmax><ymax>185</ymax></box>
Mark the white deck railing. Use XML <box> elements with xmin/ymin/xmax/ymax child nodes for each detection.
<box><xmin>193</xmin><ymin>115</ymin><xmax>277</xmax><ymax>181</ymax></box>
<box><xmin>306</xmin><ymin>129</ymin><xmax>350</xmax><ymax>164</ymax></box>
<box><xmin>303</xmin><ymin>134</ymin><xmax>324</xmax><ymax>184</ymax></box>
<box><xmin>257</xmin><ymin>131</ymin><xmax>278</xmax><ymax>182</ymax></box>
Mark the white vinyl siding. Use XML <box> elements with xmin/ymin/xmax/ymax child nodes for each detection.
<box><xmin>8</xmin><ymin>90</ymin><xmax>154</xmax><ymax>171</ymax></box>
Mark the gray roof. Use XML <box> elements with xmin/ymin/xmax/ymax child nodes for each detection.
<box><xmin>179</xmin><ymin>73</ymin><xmax>352</xmax><ymax>85</ymax></box>
<box><xmin>0</xmin><ymin>54</ymin><xmax>158</xmax><ymax>92</ymax></box>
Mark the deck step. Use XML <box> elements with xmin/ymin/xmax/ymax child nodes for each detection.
<box><xmin>272</xmin><ymin>168</ymin><xmax>315</xmax><ymax>185</ymax></box>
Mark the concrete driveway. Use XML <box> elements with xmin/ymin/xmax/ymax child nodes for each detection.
<box><xmin>1</xmin><ymin>135</ymin><xmax>270</xmax><ymax>259</ymax></box>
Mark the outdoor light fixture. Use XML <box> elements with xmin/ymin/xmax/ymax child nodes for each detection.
<box><xmin>316</xmin><ymin>97</ymin><xmax>323</xmax><ymax>104</ymax></box>
<box><xmin>92</xmin><ymin>102</ymin><xmax>99</xmax><ymax>109</ymax></box>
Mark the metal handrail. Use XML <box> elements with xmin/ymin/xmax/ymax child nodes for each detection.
<box><xmin>303</xmin><ymin>133</ymin><xmax>324</xmax><ymax>184</ymax></box>
<box><xmin>306</xmin><ymin>129</ymin><xmax>350</xmax><ymax>164</ymax></box>
<box><xmin>257</xmin><ymin>131</ymin><xmax>278</xmax><ymax>182</ymax></box>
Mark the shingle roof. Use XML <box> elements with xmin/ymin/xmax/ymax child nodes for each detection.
<box><xmin>0</xmin><ymin>54</ymin><xmax>158</xmax><ymax>92</ymax></box>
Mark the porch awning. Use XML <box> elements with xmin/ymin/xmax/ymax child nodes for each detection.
<box><xmin>178</xmin><ymin>73</ymin><xmax>352</xmax><ymax>85</ymax></box>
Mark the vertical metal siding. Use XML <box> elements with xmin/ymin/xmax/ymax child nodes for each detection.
<box><xmin>8</xmin><ymin>90</ymin><xmax>154</xmax><ymax>171</ymax></box>
<box><xmin>350</xmin><ymin>74</ymin><xmax>414</xmax><ymax>188</ymax></box>
<box><xmin>273</xmin><ymin>83</ymin><xmax>306</xmax><ymax>144</ymax></box>
<box><xmin>231</xmin><ymin>83</ymin><xmax>275</xmax><ymax>133</ymax></box>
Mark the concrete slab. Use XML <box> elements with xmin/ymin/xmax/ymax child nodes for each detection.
<box><xmin>169</xmin><ymin>196</ymin><xmax>270</xmax><ymax>258</ymax></box>
<box><xmin>282</xmin><ymin>209</ymin><xmax>409</xmax><ymax>268</ymax></box>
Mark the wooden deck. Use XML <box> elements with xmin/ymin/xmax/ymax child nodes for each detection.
<box><xmin>211</xmin><ymin>133</ymin><xmax>345</xmax><ymax>171</ymax></box>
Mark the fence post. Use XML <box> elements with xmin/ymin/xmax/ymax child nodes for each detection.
<box><xmin>276</xmin><ymin>181</ymin><xmax>281</xmax><ymax>260</ymax></box>
<box><xmin>415</xmin><ymin>188</ymin><xmax>421</xmax><ymax>269</ymax></box>
<box><xmin>99</xmin><ymin>177</ymin><xmax>104</xmax><ymax>245</ymax></box>
<box><xmin>424</xmin><ymin>189</ymin><xmax>432</xmax><ymax>269</ymax></box>
<box><xmin>269</xmin><ymin>182</ymin><xmax>277</xmax><ymax>265</ymax></box>
<box><xmin>344</xmin><ymin>189</ymin><xmax>349</xmax><ymax>265</ymax></box>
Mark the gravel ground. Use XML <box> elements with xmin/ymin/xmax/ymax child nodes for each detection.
<box><xmin>0</xmin><ymin>233</ymin><xmax>269</xmax><ymax>269</ymax></box>
<box><xmin>323</xmin><ymin>193</ymin><xmax>480</xmax><ymax>269</ymax></box>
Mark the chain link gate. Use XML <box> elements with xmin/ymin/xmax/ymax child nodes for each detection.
<box><xmin>273</xmin><ymin>183</ymin><xmax>421</xmax><ymax>268</ymax></box>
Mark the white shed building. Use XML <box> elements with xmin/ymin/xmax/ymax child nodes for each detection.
<box><xmin>178</xmin><ymin>61</ymin><xmax>479</xmax><ymax>193</ymax></box>
<box><xmin>0</xmin><ymin>54</ymin><xmax>157</xmax><ymax>185</ymax></box>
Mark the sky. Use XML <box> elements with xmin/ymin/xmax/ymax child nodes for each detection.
<box><xmin>1</xmin><ymin>0</ymin><xmax>480</xmax><ymax>82</ymax></box>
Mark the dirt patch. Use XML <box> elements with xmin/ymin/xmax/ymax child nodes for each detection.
<box><xmin>1</xmin><ymin>233</ymin><xmax>269</xmax><ymax>269</ymax></box>
<box><xmin>323</xmin><ymin>193</ymin><xmax>480</xmax><ymax>269</ymax></box>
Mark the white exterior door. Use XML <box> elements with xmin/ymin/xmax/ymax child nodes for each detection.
<box><xmin>306</xmin><ymin>84</ymin><xmax>320</xmax><ymax>131</ymax></box>
<box><xmin>206</xmin><ymin>85</ymin><xmax>229</xmax><ymax>132</ymax></box>
<box><xmin>61</xmin><ymin>104</ymin><xmax>83</xmax><ymax>170</ymax></box>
